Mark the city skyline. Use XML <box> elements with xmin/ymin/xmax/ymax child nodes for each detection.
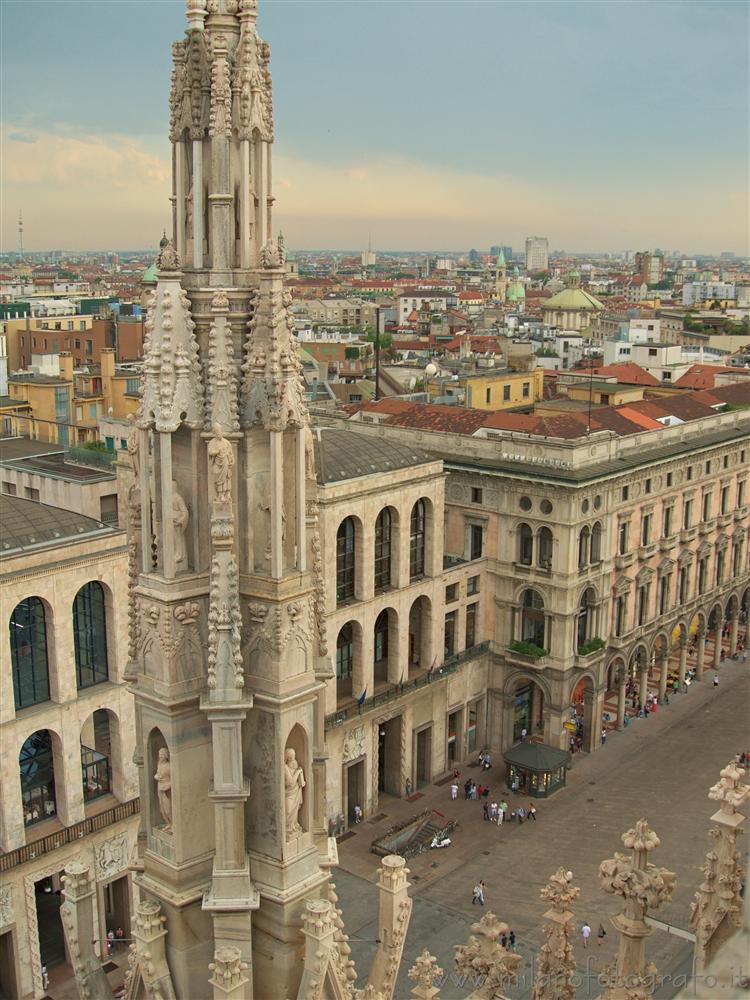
<box><xmin>1</xmin><ymin>0</ymin><xmax>748</xmax><ymax>254</ymax></box>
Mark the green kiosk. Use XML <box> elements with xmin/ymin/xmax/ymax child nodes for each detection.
<box><xmin>503</xmin><ymin>741</ymin><xmax>571</xmax><ymax>798</ymax></box>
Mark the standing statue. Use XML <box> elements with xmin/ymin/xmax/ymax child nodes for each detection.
<box><xmin>172</xmin><ymin>482</ymin><xmax>189</xmax><ymax>568</ymax></box>
<box><xmin>154</xmin><ymin>748</ymin><xmax>173</xmax><ymax>834</ymax></box>
<box><xmin>284</xmin><ymin>748</ymin><xmax>306</xmax><ymax>840</ymax></box>
<box><xmin>208</xmin><ymin>424</ymin><xmax>235</xmax><ymax>503</ymax></box>
<box><xmin>126</xmin><ymin>413</ymin><xmax>140</xmax><ymax>478</ymax></box>
<box><xmin>304</xmin><ymin>426</ymin><xmax>316</xmax><ymax>482</ymax></box>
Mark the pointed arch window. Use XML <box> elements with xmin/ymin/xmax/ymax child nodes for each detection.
<box><xmin>10</xmin><ymin>597</ymin><xmax>51</xmax><ymax>710</ymax></box>
<box><xmin>410</xmin><ymin>500</ymin><xmax>426</xmax><ymax>580</ymax></box>
<box><xmin>73</xmin><ymin>582</ymin><xmax>109</xmax><ymax>690</ymax></box>
<box><xmin>374</xmin><ymin>508</ymin><xmax>392</xmax><ymax>591</ymax></box>
<box><xmin>336</xmin><ymin>518</ymin><xmax>356</xmax><ymax>603</ymax></box>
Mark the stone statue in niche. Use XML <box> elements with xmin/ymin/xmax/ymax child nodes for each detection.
<box><xmin>185</xmin><ymin>181</ymin><xmax>194</xmax><ymax>237</ymax></box>
<box><xmin>208</xmin><ymin>424</ymin><xmax>234</xmax><ymax>503</ymax></box>
<box><xmin>304</xmin><ymin>426</ymin><xmax>316</xmax><ymax>482</ymax></box>
<box><xmin>126</xmin><ymin>413</ymin><xmax>140</xmax><ymax>478</ymax></box>
<box><xmin>284</xmin><ymin>747</ymin><xmax>305</xmax><ymax>839</ymax></box>
<box><xmin>172</xmin><ymin>481</ymin><xmax>189</xmax><ymax>568</ymax></box>
<box><xmin>154</xmin><ymin>748</ymin><xmax>173</xmax><ymax>833</ymax></box>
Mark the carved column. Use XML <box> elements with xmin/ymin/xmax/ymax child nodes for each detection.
<box><xmin>729</xmin><ymin>615</ymin><xmax>739</xmax><ymax>658</ymax></box>
<box><xmin>598</xmin><ymin>819</ymin><xmax>676</xmax><ymax>999</ymax></box>
<box><xmin>713</xmin><ymin>624</ymin><xmax>722</xmax><ymax>668</ymax></box>
<box><xmin>367</xmin><ymin>855</ymin><xmax>413</xmax><ymax>999</ymax></box>
<box><xmin>616</xmin><ymin>672</ymin><xmax>626</xmax><ymax>730</ymax></box>
<box><xmin>131</xmin><ymin>899</ymin><xmax>177</xmax><ymax>1000</ymax></box>
<box><xmin>658</xmin><ymin>653</ymin><xmax>669</xmax><ymax>703</ymax></box>
<box><xmin>678</xmin><ymin>640</ymin><xmax>688</xmax><ymax>688</ymax></box>
<box><xmin>638</xmin><ymin>664</ymin><xmax>649</xmax><ymax>706</ymax></box>
<box><xmin>695</xmin><ymin>627</ymin><xmax>706</xmax><ymax>679</ymax></box>
<box><xmin>533</xmin><ymin>868</ymin><xmax>580</xmax><ymax>1000</ymax></box>
<box><xmin>60</xmin><ymin>863</ymin><xmax>114</xmax><ymax>1000</ymax></box>
<box><xmin>689</xmin><ymin>761</ymin><xmax>749</xmax><ymax>976</ymax></box>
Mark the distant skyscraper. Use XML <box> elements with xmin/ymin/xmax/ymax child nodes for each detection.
<box><xmin>490</xmin><ymin>245</ymin><xmax>513</xmax><ymax>261</ymax></box>
<box><xmin>468</xmin><ymin>248</ymin><xmax>481</xmax><ymax>264</ymax></box>
<box><xmin>361</xmin><ymin>235</ymin><xmax>376</xmax><ymax>267</ymax></box>
<box><xmin>525</xmin><ymin>236</ymin><xmax>549</xmax><ymax>271</ymax></box>
<box><xmin>17</xmin><ymin>209</ymin><xmax>23</xmax><ymax>256</ymax></box>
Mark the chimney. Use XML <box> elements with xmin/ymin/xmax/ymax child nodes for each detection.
<box><xmin>58</xmin><ymin>351</ymin><xmax>74</xmax><ymax>381</ymax></box>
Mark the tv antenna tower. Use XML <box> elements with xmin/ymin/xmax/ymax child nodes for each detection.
<box><xmin>17</xmin><ymin>210</ymin><xmax>24</xmax><ymax>256</ymax></box>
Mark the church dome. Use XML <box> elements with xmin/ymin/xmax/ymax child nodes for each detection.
<box><xmin>542</xmin><ymin>286</ymin><xmax>604</xmax><ymax>311</ymax></box>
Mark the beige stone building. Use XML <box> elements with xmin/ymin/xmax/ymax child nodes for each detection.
<box><xmin>314</xmin><ymin>428</ymin><xmax>489</xmax><ymax>824</ymax></box>
<box><xmin>0</xmin><ymin>495</ymin><xmax>137</xmax><ymax>999</ymax></box>
<box><xmin>336</xmin><ymin>393</ymin><xmax>750</xmax><ymax>762</ymax></box>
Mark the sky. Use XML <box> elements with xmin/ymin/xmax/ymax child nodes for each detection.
<box><xmin>1</xmin><ymin>0</ymin><xmax>748</xmax><ymax>254</ymax></box>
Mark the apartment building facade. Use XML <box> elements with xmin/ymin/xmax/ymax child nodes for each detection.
<box><xmin>0</xmin><ymin>497</ymin><xmax>138</xmax><ymax>999</ymax></box>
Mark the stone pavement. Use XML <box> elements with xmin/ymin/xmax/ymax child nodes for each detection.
<box><xmin>335</xmin><ymin>655</ymin><xmax>750</xmax><ymax>999</ymax></box>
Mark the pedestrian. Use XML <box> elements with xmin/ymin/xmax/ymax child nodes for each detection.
<box><xmin>483</xmin><ymin>752</ymin><xmax>492</xmax><ymax>771</ymax></box>
<box><xmin>496</xmin><ymin>804</ymin><xmax>504</xmax><ymax>826</ymax></box>
<box><xmin>582</xmin><ymin>923</ymin><xmax>591</xmax><ymax>948</ymax></box>
<box><xmin>406</xmin><ymin>777</ymin><xmax>413</xmax><ymax>797</ymax></box>
<box><xmin>500</xmin><ymin>799</ymin><xmax>509</xmax><ymax>820</ymax></box>
<box><xmin>107</xmin><ymin>929</ymin><xmax>115</xmax><ymax>955</ymax></box>
<box><xmin>509</xmin><ymin>930</ymin><xmax>516</xmax><ymax>951</ymax></box>
<box><xmin>521</xmin><ymin>728</ymin><xmax>528</xmax><ymax>741</ymax></box>
<box><xmin>451</xmin><ymin>781</ymin><xmax>458</xmax><ymax>801</ymax></box>
<box><xmin>597</xmin><ymin>924</ymin><xmax>606</xmax><ymax>946</ymax></box>
<box><xmin>490</xmin><ymin>801</ymin><xmax>498</xmax><ymax>822</ymax></box>
<box><xmin>483</xmin><ymin>800</ymin><xmax>490</xmax><ymax>821</ymax></box>
<box><xmin>517</xmin><ymin>805</ymin><xmax>526</xmax><ymax>824</ymax></box>
<box><xmin>565</xmin><ymin>870</ymin><xmax>573</xmax><ymax>883</ymax></box>
<box><xmin>472</xmin><ymin>883</ymin><xmax>482</xmax><ymax>905</ymax></box>
<box><xmin>713</xmin><ymin>674</ymin><xmax>720</xmax><ymax>687</ymax></box>
<box><xmin>470</xmin><ymin>781</ymin><xmax>478</xmax><ymax>800</ymax></box>
<box><xmin>528</xmin><ymin>803</ymin><xmax>537</xmax><ymax>821</ymax></box>
<box><xmin>115</xmin><ymin>926</ymin><xmax>125</xmax><ymax>947</ymax></box>
<box><xmin>41</xmin><ymin>966</ymin><xmax>49</xmax><ymax>991</ymax></box>
<box><xmin>353</xmin><ymin>804</ymin><xmax>362</xmax><ymax>824</ymax></box>
<box><xmin>464</xmin><ymin>779</ymin><xmax>471</xmax><ymax>800</ymax></box>
<box><xmin>500</xmin><ymin>932</ymin><xmax>508</xmax><ymax>949</ymax></box>
<box><xmin>601</xmin><ymin>729</ymin><xmax>607</xmax><ymax>746</ymax></box>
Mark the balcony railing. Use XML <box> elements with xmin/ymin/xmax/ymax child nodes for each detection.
<box><xmin>325</xmin><ymin>641</ymin><xmax>489</xmax><ymax>730</ymax></box>
<box><xmin>0</xmin><ymin>798</ymin><xmax>140</xmax><ymax>873</ymax></box>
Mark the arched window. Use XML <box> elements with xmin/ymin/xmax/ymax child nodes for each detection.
<box><xmin>578</xmin><ymin>588</ymin><xmax>596</xmax><ymax>648</ymax></box>
<box><xmin>518</xmin><ymin>524</ymin><xmax>533</xmax><ymax>566</ymax></box>
<box><xmin>590</xmin><ymin>522</ymin><xmax>602</xmax><ymax>563</ymax></box>
<box><xmin>521</xmin><ymin>589</ymin><xmax>546</xmax><ymax>649</ymax></box>
<box><xmin>10</xmin><ymin>597</ymin><xmax>50</xmax><ymax>710</ymax></box>
<box><xmin>374</xmin><ymin>610</ymin><xmax>389</xmax><ymax>664</ymax></box>
<box><xmin>336</xmin><ymin>518</ymin><xmax>356</xmax><ymax>603</ymax></box>
<box><xmin>578</xmin><ymin>526</ymin><xmax>590</xmax><ymax>569</ymax></box>
<box><xmin>73</xmin><ymin>582</ymin><xmax>109</xmax><ymax>689</ymax></box>
<box><xmin>410</xmin><ymin>500</ymin><xmax>426</xmax><ymax>579</ymax></box>
<box><xmin>20</xmin><ymin>730</ymin><xmax>57</xmax><ymax>826</ymax></box>
<box><xmin>336</xmin><ymin>623</ymin><xmax>353</xmax><ymax>679</ymax></box>
<box><xmin>374</xmin><ymin>508</ymin><xmax>392</xmax><ymax>592</ymax></box>
<box><xmin>538</xmin><ymin>527</ymin><xmax>553</xmax><ymax>569</ymax></box>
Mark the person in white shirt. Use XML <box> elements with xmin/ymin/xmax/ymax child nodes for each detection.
<box><xmin>582</xmin><ymin>923</ymin><xmax>591</xmax><ymax>948</ymax></box>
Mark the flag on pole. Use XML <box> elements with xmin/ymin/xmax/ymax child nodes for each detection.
<box><xmin>357</xmin><ymin>689</ymin><xmax>367</xmax><ymax>712</ymax></box>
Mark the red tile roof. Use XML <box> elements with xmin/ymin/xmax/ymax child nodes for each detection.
<box><xmin>673</xmin><ymin>363</ymin><xmax>739</xmax><ymax>390</ymax></box>
<box><xmin>592</xmin><ymin>362</ymin><xmax>661</xmax><ymax>387</ymax></box>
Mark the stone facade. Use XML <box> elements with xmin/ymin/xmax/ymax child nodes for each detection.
<box><xmin>315</xmin><ymin>437</ymin><xmax>490</xmax><ymax>823</ymax></box>
<box><xmin>333</xmin><ymin>405</ymin><xmax>750</xmax><ymax>758</ymax></box>
<box><xmin>0</xmin><ymin>521</ymin><xmax>138</xmax><ymax>999</ymax></box>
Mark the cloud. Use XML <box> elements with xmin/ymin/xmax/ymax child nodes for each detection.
<box><xmin>7</xmin><ymin>131</ymin><xmax>38</xmax><ymax>144</ymax></box>
<box><xmin>1</xmin><ymin>127</ymin><xmax>747</xmax><ymax>253</ymax></box>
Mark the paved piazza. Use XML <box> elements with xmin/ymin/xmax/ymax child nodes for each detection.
<box><xmin>335</xmin><ymin>656</ymin><xmax>750</xmax><ymax>999</ymax></box>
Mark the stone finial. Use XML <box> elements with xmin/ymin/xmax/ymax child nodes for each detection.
<box><xmin>157</xmin><ymin>236</ymin><xmax>181</xmax><ymax>272</ymax></box>
<box><xmin>186</xmin><ymin>0</ymin><xmax>208</xmax><ymax>31</ymax></box>
<box><xmin>690</xmin><ymin>761</ymin><xmax>748</xmax><ymax>976</ymax></box>
<box><xmin>598</xmin><ymin>820</ymin><xmax>676</xmax><ymax>999</ymax></box>
<box><xmin>379</xmin><ymin>854</ymin><xmax>409</xmax><ymax>892</ymax></box>
<box><xmin>408</xmin><ymin>950</ymin><xmax>444</xmax><ymax>1000</ymax></box>
<box><xmin>61</xmin><ymin>861</ymin><xmax>92</xmax><ymax>899</ymax></box>
<box><xmin>534</xmin><ymin>869</ymin><xmax>580</xmax><ymax>1000</ymax></box>
<box><xmin>454</xmin><ymin>912</ymin><xmax>522</xmax><ymax>1000</ymax></box>
<box><xmin>259</xmin><ymin>238</ymin><xmax>286</xmax><ymax>269</ymax></box>
<box><xmin>208</xmin><ymin>946</ymin><xmax>249</xmax><ymax>995</ymax></box>
<box><xmin>708</xmin><ymin>761</ymin><xmax>750</xmax><ymax>817</ymax></box>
